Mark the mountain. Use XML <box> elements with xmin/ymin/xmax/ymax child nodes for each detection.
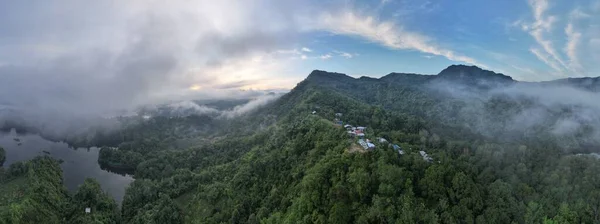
<box><xmin>436</xmin><ymin>64</ymin><xmax>514</xmax><ymax>83</ymax></box>
<box><xmin>298</xmin><ymin>66</ymin><xmax>600</xmax><ymax>148</ymax></box>
<box><xmin>544</xmin><ymin>76</ymin><xmax>600</xmax><ymax>92</ymax></box>
<box><xmin>3</xmin><ymin>65</ymin><xmax>600</xmax><ymax>223</ymax></box>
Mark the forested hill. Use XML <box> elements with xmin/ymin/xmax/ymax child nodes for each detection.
<box><xmin>305</xmin><ymin>64</ymin><xmax>597</xmax><ymax>89</ymax></box>
<box><xmin>294</xmin><ymin>65</ymin><xmax>600</xmax><ymax>151</ymax></box>
<box><xmin>2</xmin><ymin>65</ymin><xmax>600</xmax><ymax>223</ymax></box>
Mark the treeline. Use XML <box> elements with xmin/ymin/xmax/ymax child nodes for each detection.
<box><xmin>0</xmin><ymin>156</ymin><xmax>120</xmax><ymax>223</ymax></box>
<box><xmin>110</xmin><ymin>84</ymin><xmax>600</xmax><ymax>223</ymax></box>
<box><xmin>4</xmin><ymin>69</ymin><xmax>600</xmax><ymax>223</ymax></box>
<box><xmin>173</xmin><ymin>88</ymin><xmax>600</xmax><ymax>223</ymax></box>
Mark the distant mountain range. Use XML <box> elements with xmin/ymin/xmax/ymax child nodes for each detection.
<box><xmin>267</xmin><ymin>64</ymin><xmax>600</xmax><ymax>152</ymax></box>
<box><xmin>308</xmin><ymin>64</ymin><xmax>599</xmax><ymax>91</ymax></box>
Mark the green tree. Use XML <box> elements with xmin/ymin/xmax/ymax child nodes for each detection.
<box><xmin>0</xmin><ymin>147</ymin><xmax>5</xmax><ymax>167</ymax></box>
<box><xmin>67</xmin><ymin>178</ymin><xmax>120</xmax><ymax>223</ymax></box>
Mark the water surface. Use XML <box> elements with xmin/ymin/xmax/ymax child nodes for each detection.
<box><xmin>0</xmin><ymin>130</ymin><xmax>133</xmax><ymax>203</ymax></box>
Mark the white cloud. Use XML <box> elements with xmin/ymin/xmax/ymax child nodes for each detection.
<box><xmin>333</xmin><ymin>50</ymin><xmax>358</xmax><ymax>58</ymax></box>
<box><xmin>220</xmin><ymin>94</ymin><xmax>280</xmax><ymax>119</ymax></box>
<box><xmin>276</xmin><ymin>49</ymin><xmax>301</xmax><ymax>55</ymax></box>
<box><xmin>320</xmin><ymin>54</ymin><xmax>332</xmax><ymax>60</ymax></box>
<box><xmin>316</xmin><ymin>10</ymin><xmax>483</xmax><ymax>67</ymax></box>
<box><xmin>340</xmin><ymin>52</ymin><xmax>354</xmax><ymax>58</ymax></box>
<box><xmin>301</xmin><ymin>47</ymin><xmax>312</xmax><ymax>52</ymax></box>
<box><xmin>569</xmin><ymin>8</ymin><xmax>590</xmax><ymax>19</ymax></box>
<box><xmin>564</xmin><ymin>23</ymin><xmax>582</xmax><ymax>72</ymax></box>
<box><xmin>524</xmin><ymin>0</ymin><xmax>568</xmax><ymax>72</ymax></box>
<box><xmin>530</xmin><ymin>47</ymin><xmax>563</xmax><ymax>72</ymax></box>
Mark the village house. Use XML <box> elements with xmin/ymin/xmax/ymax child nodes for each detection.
<box><xmin>358</xmin><ymin>139</ymin><xmax>368</xmax><ymax>150</ymax></box>
<box><xmin>367</xmin><ymin>142</ymin><xmax>375</xmax><ymax>150</ymax></box>
<box><xmin>358</xmin><ymin>139</ymin><xmax>376</xmax><ymax>150</ymax></box>
<box><xmin>347</xmin><ymin>131</ymin><xmax>356</xmax><ymax>138</ymax></box>
<box><xmin>393</xmin><ymin>144</ymin><xmax>405</xmax><ymax>155</ymax></box>
<box><xmin>419</xmin><ymin>151</ymin><xmax>433</xmax><ymax>162</ymax></box>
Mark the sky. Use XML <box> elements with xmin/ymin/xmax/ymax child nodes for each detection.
<box><xmin>0</xmin><ymin>0</ymin><xmax>599</xmax><ymax>114</ymax></box>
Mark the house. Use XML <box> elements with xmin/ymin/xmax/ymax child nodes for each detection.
<box><xmin>335</xmin><ymin>113</ymin><xmax>343</xmax><ymax>117</ymax></box>
<box><xmin>356</xmin><ymin>133</ymin><xmax>365</xmax><ymax>138</ymax></box>
<box><xmin>358</xmin><ymin>139</ymin><xmax>369</xmax><ymax>150</ymax></box>
<box><xmin>85</xmin><ymin>208</ymin><xmax>91</xmax><ymax>214</ymax></box>
<box><xmin>367</xmin><ymin>142</ymin><xmax>376</xmax><ymax>150</ymax></box>
<box><xmin>311</xmin><ymin>111</ymin><xmax>317</xmax><ymax>114</ymax></box>
<box><xmin>378</xmin><ymin>138</ymin><xmax>388</xmax><ymax>143</ymax></box>
<box><xmin>347</xmin><ymin>131</ymin><xmax>356</xmax><ymax>138</ymax></box>
<box><xmin>357</xmin><ymin>126</ymin><xmax>366</xmax><ymax>131</ymax></box>
<box><xmin>392</xmin><ymin>144</ymin><xmax>404</xmax><ymax>155</ymax></box>
<box><xmin>335</xmin><ymin>120</ymin><xmax>343</xmax><ymax>125</ymax></box>
<box><xmin>419</xmin><ymin>151</ymin><xmax>433</xmax><ymax>162</ymax></box>
<box><xmin>343</xmin><ymin>124</ymin><xmax>352</xmax><ymax>129</ymax></box>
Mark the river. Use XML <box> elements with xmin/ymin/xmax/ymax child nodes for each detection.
<box><xmin>0</xmin><ymin>129</ymin><xmax>133</xmax><ymax>204</ymax></box>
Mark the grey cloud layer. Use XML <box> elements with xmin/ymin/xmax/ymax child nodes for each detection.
<box><xmin>428</xmin><ymin>80</ymin><xmax>600</xmax><ymax>149</ymax></box>
<box><xmin>0</xmin><ymin>0</ymin><xmax>313</xmax><ymax>117</ymax></box>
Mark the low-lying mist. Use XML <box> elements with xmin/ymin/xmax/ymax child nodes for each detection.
<box><xmin>0</xmin><ymin>93</ymin><xmax>282</xmax><ymax>144</ymax></box>
<box><xmin>427</xmin><ymin>78</ymin><xmax>600</xmax><ymax>151</ymax></box>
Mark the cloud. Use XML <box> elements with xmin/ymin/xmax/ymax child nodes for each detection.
<box><xmin>301</xmin><ymin>47</ymin><xmax>312</xmax><ymax>52</ymax></box>
<box><xmin>523</xmin><ymin>0</ymin><xmax>568</xmax><ymax>72</ymax></box>
<box><xmin>569</xmin><ymin>8</ymin><xmax>590</xmax><ymax>19</ymax></box>
<box><xmin>316</xmin><ymin>10</ymin><xmax>483</xmax><ymax>67</ymax></box>
<box><xmin>165</xmin><ymin>101</ymin><xmax>220</xmax><ymax>115</ymax></box>
<box><xmin>334</xmin><ymin>50</ymin><xmax>358</xmax><ymax>58</ymax></box>
<box><xmin>530</xmin><ymin>47</ymin><xmax>563</xmax><ymax>72</ymax></box>
<box><xmin>0</xmin><ymin>0</ymin><xmax>308</xmax><ymax>117</ymax></box>
<box><xmin>220</xmin><ymin>94</ymin><xmax>280</xmax><ymax>119</ymax></box>
<box><xmin>427</xmin><ymin>79</ymin><xmax>600</xmax><ymax>149</ymax></box>
<box><xmin>564</xmin><ymin>23</ymin><xmax>583</xmax><ymax>72</ymax></box>
<box><xmin>320</xmin><ymin>54</ymin><xmax>332</xmax><ymax>60</ymax></box>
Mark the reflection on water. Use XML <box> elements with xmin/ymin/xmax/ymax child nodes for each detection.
<box><xmin>0</xmin><ymin>129</ymin><xmax>133</xmax><ymax>204</ymax></box>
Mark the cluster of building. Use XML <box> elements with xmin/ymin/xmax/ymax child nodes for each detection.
<box><xmin>346</xmin><ymin>125</ymin><xmax>367</xmax><ymax>138</ymax></box>
<box><xmin>329</xmin><ymin>111</ymin><xmax>431</xmax><ymax>162</ymax></box>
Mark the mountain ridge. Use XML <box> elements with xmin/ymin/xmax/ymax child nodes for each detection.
<box><xmin>304</xmin><ymin>64</ymin><xmax>600</xmax><ymax>90</ymax></box>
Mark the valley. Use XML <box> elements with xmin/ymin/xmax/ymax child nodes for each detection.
<box><xmin>1</xmin><ymin>65</ymin><xmax>600</xmax><ymax>223</ymax></box>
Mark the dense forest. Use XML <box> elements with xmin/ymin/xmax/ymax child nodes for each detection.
<box><xmin>1</xmin><ymin>65</ymin><xmax>600</xmax><ymax>223</ymax></box>
<box><xmin>0</xmin><ymin>156</ymin><xmax>120</xmax><ymax>223</ymax></box>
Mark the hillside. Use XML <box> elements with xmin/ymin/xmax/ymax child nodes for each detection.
<box><xmin>298</xmin><ymin>65</ymin><xmax>600</xmax><ymax>151</ymax></box>
<box><xmin>2</xmin><ymin>65</ymin><xmax>600</xmax><ymax>223</ymax></box>
<box><xmin>0</xmin><ymin>156</ymin><xmax>121</xmax><ymax>223</ymax></box>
